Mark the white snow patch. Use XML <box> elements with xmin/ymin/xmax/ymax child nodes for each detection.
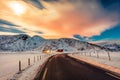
<box><xmin>74</xmin><ymin>51</ymin><xmax>120</xmax><ymax>69</ymax></box>
<box><xmin>0</xmin><ymin>52</ymin><xmax>53</xmax><ymax>80</ymax></box>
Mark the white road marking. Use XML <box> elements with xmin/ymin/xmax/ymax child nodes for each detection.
<box><xmin>49</xmin><ymin>58</ymin><xmax>52</xmax><ymax>62</ymax></box>
<box><xmin>42</xmin><ymin>68</ymin><xmax>48</xmax><ymax>80</ymax></box>
<box><xmin>106</xmin><ymin>72</ymin><xmax>120</xmax><ymax>79</ymax></box>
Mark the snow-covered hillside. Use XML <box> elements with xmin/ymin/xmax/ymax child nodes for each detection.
<box><xmin>36</xmin><ymin>38</ymin><xmax>103</xmax><ymax>52</ymax></box>
<box><xmin>94</xmin><ymin>40</ymin><xmax>120</xmax><ymax>51</ymax></box>
<box><xmin>0</xmin><ymin>35</ymin><xmax>108</xmax><ymax>52</ymax></box>
<box><xmin>0</xmin><ymin>34</ymin><xmax>45</xmax><ymax>51</ymax></box>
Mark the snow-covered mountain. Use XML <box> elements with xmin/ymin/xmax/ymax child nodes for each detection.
<box><xmin>94</xmin><ymin>40</ymin><xmax>120</xmax><ymax>51</ymax></box>
<box><xmin>0</xmin><ymin>34</ymin><xmax>45</xmax><ymax>51</ymax></box>
<box><xmin>0</xmin><ymin>35</ymin><xmax>108</xmax><ymax>52</ymax></box>
<box><xmin>36</xmin><ymin>38</ymin><xmax>104</xmax><ymax>52</ymax></box>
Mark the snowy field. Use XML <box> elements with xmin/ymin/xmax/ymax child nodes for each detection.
<box><xmin>0</xmin><ymin>51</ymin><xmax>120</xmax><ymax>80</ymax></box>
<box><xmin>0</xmin><ymin>52</ymin><xmax>52</xmax><ymax>80</ymax></box>
<box><xmin>75</xmin><ymin>51</ymin><xmax>120</xmax><ymax>69</ymax></box>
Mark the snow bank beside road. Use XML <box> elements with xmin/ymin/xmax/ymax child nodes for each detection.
<box><xmin>76</xmin><ymin>52</ymin><xmax>120</xmax><ymax>69</ymax></box>
<box><xmin>68</xmin><ymin>52</ymin><xmax>120</xmax><ymax>75</ymax></box>
<box><xmin>0</xmin><ymin>52</ymin><xmax>51</xmax><ymax>80</ymax></box>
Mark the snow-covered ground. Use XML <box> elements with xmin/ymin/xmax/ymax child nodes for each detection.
<box><xmin>74</xmin><ymin>51</ymin><xmax>120</xmax><ymax>69</ymax></box>
<box><xmin>0</xmin><ymin>52</ymin><xmax>52</xmax><ymax>80</ymax></box>
<box><xmin>0</xmin><ymin>51</ymin><xmax>120</xmax><ymax>80</ymax></box>
<box><xmin>93</xmin><ymin>40</ymin><xmax>120</xmax><ymax>51</ymax></box>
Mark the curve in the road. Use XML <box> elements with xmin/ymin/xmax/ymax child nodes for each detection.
<box><xmin>34</xmin><ymin>54</ymin><xmax>120</xmax><ymax>80</ymax></box>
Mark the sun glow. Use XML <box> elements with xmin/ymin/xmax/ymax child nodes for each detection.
<box><xmin>8</xmin><ymin>1</ymin><xmax>26</xmax><ymax>15</ymax></box>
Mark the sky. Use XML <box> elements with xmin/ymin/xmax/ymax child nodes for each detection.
<box><xmin>0</xmin><ymin>0</ymin><xmax>120</xmax><ymax>41</ymax></box>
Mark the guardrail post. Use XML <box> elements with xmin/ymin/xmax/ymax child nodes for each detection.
<box><xmin>28</xmin><ymin>58</ymin><xmax>30</xmax><ymax>66</ymax></box>
<box><xmin>97</xmin><ymin>52</ymin><xmax>99</xmax><ymax>58</ymax></box>
<box><xmin>19</xmin><ymin>60</ymin><xmax>21</xmax><ymax>72</ymax></box>
<box><xmin>40</xmin><ymin>56</ymin><xmax>41</xmax><ymax>60</ymax></box>
<box><xmin>90</xmin><ymin>52</ymin><xmax>91</xmax><ymax>56</ymax></box>
<box><xmin>107</xmin><ymin>51</ymin><xmax>111</xmax><ymax>61</ymax></box>
<box><xmin>37</xmin><ymin>56</ymin><xmax>39</xmax><ymax>61</ymax></box>
<box><xmin>38</xmin><ymin>56</ymin><xmax>39</xmax><ymax>61</ymax></box>
<box><xmin>34</xmin><ymin>56</ymin><xmax>35</xmax><ymax>63</ymax></box>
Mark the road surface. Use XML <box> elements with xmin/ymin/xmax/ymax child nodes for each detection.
<box><xmin>34</xmin><ymin>54</ymin><xmax>120</xmax><ymax>80</ymax></box>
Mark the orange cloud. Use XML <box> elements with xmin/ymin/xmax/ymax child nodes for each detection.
<box><xmin>0</xmin><ymin>0</ymin><xmax>119</xmax><ymax>39</ymax></box>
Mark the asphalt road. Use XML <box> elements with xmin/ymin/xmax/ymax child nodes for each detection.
<box><xmin>34</xmin><ymin>54</ymin><xmax>120</xmax><ymax>80</ymax></box>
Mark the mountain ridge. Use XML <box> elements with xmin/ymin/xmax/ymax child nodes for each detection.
<box><xmin>0</xmin><ymin>35</ymin><xmax>114</xmax><ymax>52</ymax></box>
<box><xmin>0</xmin><ymin>34</ymin><xmax>45</xmax><ymax>51</ymax></box>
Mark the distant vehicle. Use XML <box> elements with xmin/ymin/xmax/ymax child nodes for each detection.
<box><xmin>42</xmin><ymin>49</ymin><xmax>51</xmax><ymax>54</ymax></box>
<box><xmin>57</xmin><ymin>49</ymin><xmax>63</xmax><ymax>52</ymax></box>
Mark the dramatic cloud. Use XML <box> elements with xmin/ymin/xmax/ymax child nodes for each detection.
<box><xmin>0</xmin><ymin>19</ymin><xmax>25</xmax><ymax>34</ymax></box>
<box><xmin>0</xmin><ymin>26</ymin><xmax>25</xmax><ymax>33</ymax></box>
<box><xmin>73</xmin><ymin>34</ymin><xmax>90</xmax><ymax>41</ymax></box>
<box><xmin>0</xmin><ymin>0</ymin><xmax>119</xmax><ymax>39</ymax></box>
<box><xmin>39</xmin><ymin>0</ymin><xmax>119</xmax><ymax>37</ymax></box>
<box><xmin>0</xmin><ymin>19</ymin><xmax>18</xmax><ymax>26</ymax></box>
<box><xmin>0</xmin><ymin>19</ymin><xmax>43</xmax><ymax>36</ymax></box>
<box><xmin>74</xmin><ymin>25</ymin><xmax>120</xmax><ymax>41</ymax></box>
<box><xmin>89</xmin><ymin>25</ymin><xmax>120</xmax><ymax>41</ymax></box>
